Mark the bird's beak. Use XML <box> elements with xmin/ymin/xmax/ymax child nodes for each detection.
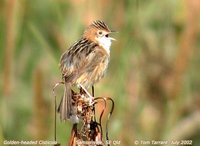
<box><xmin>110</xmin><ymin>37</ymin><xmax>116</xmax><ymax>41</ymax></box>
<box><xmin>109</xmin><ymin>30</ymin><xmax>117</xmax><ymax>41</ymax></box>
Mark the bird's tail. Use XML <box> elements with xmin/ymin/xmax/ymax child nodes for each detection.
<box><xmin>57</xmin><ymin>83</ymin><xmax>72</xmax><ymax>121</ymax></box>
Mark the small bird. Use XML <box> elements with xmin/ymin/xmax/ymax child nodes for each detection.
<box><xmin>58</xmin><ymin>20</ymin><xmax>115</xmax><ymax>121</ymax></box>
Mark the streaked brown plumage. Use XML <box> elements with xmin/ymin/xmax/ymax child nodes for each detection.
<box><xmin>58</xmin><ymin>20</ymin><xmax>115</xmax><ymax>121</ymax></box>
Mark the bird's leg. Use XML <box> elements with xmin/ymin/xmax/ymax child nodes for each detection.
<box><xmin>78</xmin><ymin>84</ymin><xmax>94</xmax><ymax>105</ymax></box>
<box><xmin>92</xmin><ymin>85</ymin><xmax>95</xmax><ymax>97</ymax></box>
<box><xmin>91</xmin><ymin>85</ymin><xmax>96</xmax><ymax>122</ymax></box>
<box><xmin>80</xmin><ymin>87</ymin><xmax>84</xmax><ymax>95</ymax></box>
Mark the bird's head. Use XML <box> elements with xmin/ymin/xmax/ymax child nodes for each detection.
<box><xmin>83</xmin><ymin>20</ymin><xmax>116</xmax><ymax>51</ymax></box>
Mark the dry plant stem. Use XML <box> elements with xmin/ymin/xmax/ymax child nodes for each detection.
<box><xmin>94</xmin><ymin>97</ymin><xmax>107</xmax><ymax>126</ymax></box>
<box><xmin>104</xmin><ymin>97</ymin><xmax>114</xmax><ymax>143</ymax></box>
<box><xmin>3</xmin><ymin>0</ymin><xmax>16</xmax><ymax>96</ymax></box>
<box><xmin>53</xmin><ymin>81</ymin><xmax>64</xmax><ymax>146</ymax></box>
<box><xmin>52</xmin><ymin>82</ymin><xmax>114</xmax><ymax>146</ymax></box>
<box><xmin>94</xmin><ymin>97</ymin><xmax>107</xmax><ymax>139</ymax></box>
<box><xmin>71</xmin><ymin>94</ymin><xmax>114</xmax><ymax>146</ymax></box>
<box><xmin>69</xmin><ymin>124</ymin><xmax>77</xmax><ymax>146</ymax></box>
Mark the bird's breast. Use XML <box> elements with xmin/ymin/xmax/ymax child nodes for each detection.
<box><xmin>76</xmin><ymin>56</ymin><xmax>109</xmax><ymax>88</ymax></box>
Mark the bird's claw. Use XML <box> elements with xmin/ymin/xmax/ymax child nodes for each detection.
<box><xmin>88</xmin><ymin>97</ymin><xmax>94</xmax><ymax>106</ymax></box>
<box><xmin>78</xmin><ymin>84</ymin><xmax>94</xmax><ymax>106</ymax></box>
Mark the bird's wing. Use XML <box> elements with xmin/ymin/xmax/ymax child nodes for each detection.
<box><xmin>60</xmin><ymin>38</ymin><xmax>107</xmax><ymax>83</ymax></box>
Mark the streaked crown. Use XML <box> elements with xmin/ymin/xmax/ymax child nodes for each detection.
<box><xmin>89</xmin><ymin>20</ymin><xmax>111</xmax><ymax>32</ymax></box>
<box><xmin>83</xmin><ymin>20</ymin><xmax>112</xmax><ymax>41</ymax></box>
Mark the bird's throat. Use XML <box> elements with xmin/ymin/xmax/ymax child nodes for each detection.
<box><xmin>96</xmin><ymin>37</ymin><xmax>112</xmax><ymax>54</ymax></box>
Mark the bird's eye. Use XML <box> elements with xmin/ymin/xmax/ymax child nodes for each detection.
<box><xmin>98</xmin><ymin>31</ymin><xmax>103</xmax><ymax>35</ymax></box>
<box><xmin>105</xmin><ymin>34</ymin><xmax>109</xmax><ymax>37</ymax></box>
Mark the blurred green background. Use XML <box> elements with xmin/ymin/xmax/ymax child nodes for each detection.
<box><xmin>1</xmin><ymin>0</ymin><xmax>200</xmax><ymax>146</ymax></box>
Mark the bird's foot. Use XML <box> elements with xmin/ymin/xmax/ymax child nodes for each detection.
<box><xmin>78</xmin><ymin>84</ymin><xmax>94</xmax><ymax>106</ymax></box>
